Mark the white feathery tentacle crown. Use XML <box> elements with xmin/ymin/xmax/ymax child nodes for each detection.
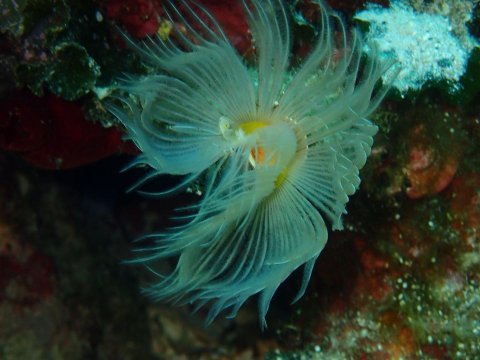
<box><xmin>108</xmin><ymin>0</ymin><xmax>391</xmax><ymax>328</ymax></box>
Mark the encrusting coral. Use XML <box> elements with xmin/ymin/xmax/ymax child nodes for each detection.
<box><xmin>108</xmin><ymin>0</ymin><xmax>391</xmax><ymax>327</ymax></box>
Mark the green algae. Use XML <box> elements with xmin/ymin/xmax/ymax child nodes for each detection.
<box><xmin>3</xmin><ymin>0</ymin><xmax>141</xmax><ymax>103</ymax></box>
<box><xmin>48</xmin><ymin>42</ymin><xmax>100</xmax><ymax>100</ymax></box>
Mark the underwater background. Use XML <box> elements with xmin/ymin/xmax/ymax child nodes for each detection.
<box><xmin>0</xmin><ymin>0</ymin><xmax>479</xmax><ymax>359</ymax></box>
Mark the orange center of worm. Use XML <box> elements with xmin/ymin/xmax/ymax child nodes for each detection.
<box><xmin>239</xmin><ymin>120</ymin><xmax>288</xmax><ymax>188</ymax></box>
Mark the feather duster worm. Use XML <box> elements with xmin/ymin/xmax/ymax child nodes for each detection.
<box><xmin>108</xmin><ymin>0</ymin><xmax>391</xmax><ymax>327</ymax></box>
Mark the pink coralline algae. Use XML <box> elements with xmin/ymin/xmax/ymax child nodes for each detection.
<box><xmin>106</xmin><ymin>0</ymin><xmax>161</xmax><ymax>38</ymax></box>
<box><xmin>404</xmin><ymin>125</ymin><xmax>459</xmax><ymax>199</ymax></box>
<box><xmin>105</xmin><ymin>0</ymin><xmax>252</xmax><ymax>53</ymax></box>
<box><xmin>0</xmin><ymin>90</ymin><xmax>129</xmax><ymax>169</ymax></box>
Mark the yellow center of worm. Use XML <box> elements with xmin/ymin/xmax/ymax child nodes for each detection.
<box><xmin>239</xmin><ymin>120</ymin><xmax>269</xmax><ymax>134</ymax></box>
<box><xmin>274</xmin><ymin>167</ymin><xmax>288</xmax><ymax>188</ymax></box>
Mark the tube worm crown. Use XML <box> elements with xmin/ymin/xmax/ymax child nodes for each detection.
<box><xmin>108</xmin><ymin>0</ymin><xmax>391</xmax><ymax>328</ymax></box>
